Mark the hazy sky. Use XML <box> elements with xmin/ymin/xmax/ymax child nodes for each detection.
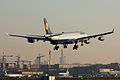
<box><xmin>0</xmin><ymin>0</ymin><xmax>120</xmax><ymax>64</ymax></box>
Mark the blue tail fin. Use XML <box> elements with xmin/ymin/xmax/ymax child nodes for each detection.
<box><xmin>43</xmin><ymin>18</ymin><xmax>52</xmax><ymax>34</ymax></box>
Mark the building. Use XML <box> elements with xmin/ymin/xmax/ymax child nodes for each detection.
<box><xmin>99</xmin><ymin>68</ymin><xmax>120</xmax><ymax>75</ymax></box>
<box><xmin>60</xmin><ymin>49</ymin><xmax>66</xmax><ymax>64</ymax></box>
<box><xmin>54</xmin><ymin>64</ymin><xmax>91</xmax><ymax>69</ymax></box>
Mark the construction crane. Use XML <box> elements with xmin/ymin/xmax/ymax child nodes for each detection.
<box><xmin>15</xmin><ymin>57</ymin><xmax>32</xmax><ymax>69</ymax></box>
<box><xmin>21</xmin><ymin>60</ymin><xmax>32</xmax><ymax>69</ymax></box>
<box><xmin>1</xmin><ymin>52</ymin><xmax>13</xmax><ymax>71</ymax></box>
<box><xmin>15</xmin><ymin>56</ymin><xmax>21</xmax><ymax>68</ymax></box>
<box><xmin>37</xmin><ymin>53</ymin><xmax>44</xmax><ymax>69</ymax></box>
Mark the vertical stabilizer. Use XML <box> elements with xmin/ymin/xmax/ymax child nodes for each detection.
<box><xmin>4</xmin><ymin>69</ymin><xmax>7</xmax><ymax>74</ymax></box>
<box><xmin>43</xmin><ymin>18</ymin><xmax>52</xmax><ymax>34</ymax></box>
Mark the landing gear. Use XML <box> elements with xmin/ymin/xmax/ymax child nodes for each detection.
<box><xmin>63</xmin><ymin>44</ymin><xmax>68</xmax><ymax>48</ymax></box>
<box><xmin>73</xmin><ymin>44</ymin><xmax>78</xmax><ymax>50</ymax></box>
<box><xmin>73</xmin><ymin>41</ymin><xmax>78</xmax><ymax>50</ymax></box>
<box><xmin>81</xmin><ymin>42</ymin><xmax>84</xmax><ymax>46</ymax></box>
<box><xmin>54</xmin><ymin>45</ymin><xmax>59</xmax><ymax>50</ymax></box>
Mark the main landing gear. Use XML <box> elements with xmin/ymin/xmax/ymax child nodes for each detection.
<box><xmin>54</xmin><ymin>45</ymin><xmax>59</xmax><ymax>50</ymax></box>
<box><xmin>73</xmin><ymin>42</ymin><xmax>84</xmax><ymax>50</ymax></box>
<box><xmin>73</xmin><ymin>42</ymin><xmax>78</xmax><ymax>50</ymax></box>
<box><xmin>54</xmin><ymin>41</ymin><xmax>84</xmax><ymax>50</ymax></box>
<box><xmin>73</xmin><ymin>44</ymin><xmax>78</xmax><ymax>50</ymax></box>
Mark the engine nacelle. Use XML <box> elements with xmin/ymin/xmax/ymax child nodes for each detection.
<box><xmin>28</xmin><ymin>39</ymin><xmax>35</xmax><ymax>43</ymax></box>
<box><xmin>84</xmin><ymin>40</ymin><xmax>90</xmax><ymax>44</ymax></box>
<box><xmin>98</xmin><ymin>37</ymin><xmax>105</xmax><ymax>41</ymax></box>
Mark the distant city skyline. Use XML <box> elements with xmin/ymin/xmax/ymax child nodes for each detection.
<box><xmin>0</xmin><ymin>0</ymin><xmax>120</xmax><ymax>64</ymax></box>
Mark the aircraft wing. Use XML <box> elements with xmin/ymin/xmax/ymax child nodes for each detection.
<box><xmin>76</xmin><ymin>29</ymin><xmax>114</xmax><ymax>41</ymax></box>
<box><xmin>8</xmin><ymin>34</ymin><xmax>48</xmax><ymax>41</ymax></box>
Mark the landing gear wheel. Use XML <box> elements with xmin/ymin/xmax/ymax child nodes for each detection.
<box><xmin>63</xmin><ymin>44</ymin><xmax>68</xmax><ymax>48</ymax></box>
<box><xmin>63</xmin><ymin>45</ymin><xmax>67</xmax><ymax>48</ymax></box>
<box><xmin>64</xmin><ymin>46</ymin><xmax>67</xmax><ymax>48</ymax></box>
<box><xmin>73</xmin><ymin>45</ymin><xmax>78</xmax><ymax>50</ymax></box>
<box><xmin>54</xmin><ymin>45</ymin><xmax>59</xmax><ymax>50</ymax></box>
<box><xmin>81</xmin><ymin>43</ymin><xmax>84</xmax><ymax>46</ymax></box>
<box><xmin>81</xmin><ymin>42</ymin><xmax>84</xmax><ymax>46</ymax></box>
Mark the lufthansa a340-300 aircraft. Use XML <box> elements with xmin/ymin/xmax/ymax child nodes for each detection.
<box><xmin>9</xmin><ymin>18</ymin><xmax>114</xmax><ymax>50</ymax></box>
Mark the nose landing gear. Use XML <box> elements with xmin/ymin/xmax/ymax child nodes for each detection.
<box><xmin>63</xmin><ymin>44</ymin><xmax>68</xmax><ymax>48</ymax></box>
<box><xmin>81</xmin><ymin>41</ymin><xmax>84</xmax><ymax>46</ymax></box>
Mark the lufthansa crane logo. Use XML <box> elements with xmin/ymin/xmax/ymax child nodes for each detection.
<box><xmin>45</xmin><ymin>23</ymin><xmax>48</xmax><ymax>30</ymax></box>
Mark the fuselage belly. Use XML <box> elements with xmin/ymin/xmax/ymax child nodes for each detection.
<box><xmin>48</xmin><ymin>32</ymin><xmax>87</xmax><ymax>44</ymax></box>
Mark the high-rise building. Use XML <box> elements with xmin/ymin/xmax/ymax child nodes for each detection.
<box><xmin>63</xmin><ymin>56</ymin><xmax>66</xmax><ymax>64</ymax></box>
<box><xmin>60</xmin><ymin>49</ymin><xmax>66</xmax><ymax>64</ymax></box>
<box><xmin>35</xmin><ymin>57</ymin><xmax>39</xmax><ymax>65</ymax></box>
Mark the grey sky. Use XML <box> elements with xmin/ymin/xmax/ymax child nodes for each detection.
<box><xmin>0</xmin><ymin>0</ymin><xmax>120</xmax><ymax>64</ymax></box>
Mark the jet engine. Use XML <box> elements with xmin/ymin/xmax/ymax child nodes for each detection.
<box><xmin>84</xmin><ymin>40</ymin><xmax>90</xmax><ymax>44</ymax></box>
<box><xmin>98</xmin><ymin>37</ymin><xmax>105</xmax><ymax>41</ymax></box>
<box><xmin>28</xmin><ymin>39</ymin><xmax>35</xmax><ymax>43</ymax></box>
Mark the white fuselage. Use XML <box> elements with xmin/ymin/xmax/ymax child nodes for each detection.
<box><xmin>5</xmin><ymin>74</ymin><xmax>23</xmax><ymax>78</ymax></box>
<box><xmin>58</xmin><ymin>69</ymin><xmax>69</xmax><ymax>77</ymax></box>
<box><xmin>48</xmin><ymin>31</ymin><xmax>88</xmax><ymax>44</ymax></box>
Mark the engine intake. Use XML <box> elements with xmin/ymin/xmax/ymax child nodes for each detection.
<box><xmin>98</xmin><ymin>37</ymin><xmax>105</xmax><ymax>41</ymax></box>
<box><xmin>28</xmin><ymin>39</ymin><xmax>35</xmax><ymax>43</ymax></box>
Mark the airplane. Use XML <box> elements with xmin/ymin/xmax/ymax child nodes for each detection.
<box><xmin>4</xmin><ymin>70</ymin><xmax>23</xmax><ymax>78</ymax></box>
<box><xmin>58</xmin><ymin>69</ymin><xmax>70</xmax><ymax>77</ymax></box>
<box><xmin>8</xmin><ymin>18</ymin><xmax>114</xmax><ymax>50</ymax></box>
<box><xmin>5</xmin><ymin>73</ymin><xmax>23</xmax><ymax>78</ymax></box>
